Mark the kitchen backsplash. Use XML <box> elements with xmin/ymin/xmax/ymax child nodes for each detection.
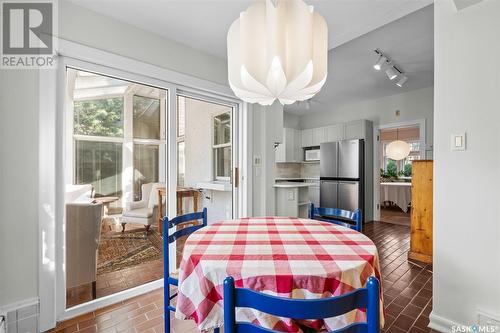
<box><xmin>275</xmin><ymin>162</ymin><xmax>320</xmax><ymax>179</ymax></box>
<box><xmin>301</xmin><ymin>163</ymin><xmax>320</xmax><ymax>178</ymax></box>
<box><xmin>275</xmin><ymin>163</ymin><xmax>301</xmax><ymax>178</ymax></box>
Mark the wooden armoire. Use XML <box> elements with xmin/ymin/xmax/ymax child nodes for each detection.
<box><xmin>408</xmin><ymin>160</ymin><xmax>433</xmax><ymax>263</ymax></box>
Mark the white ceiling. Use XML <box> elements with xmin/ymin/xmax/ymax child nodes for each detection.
<box><xmin>66</xmin><ymin>0</ymin><xmax>434</xmax><ymax>114</ymax></box>
<box><xmin>66</xmin><ymin>0</ymin><xmax>432</xmax><ymax>59</ymax></box>
<box><xmin>286</xmin><ymin>4</ymin><xmax>434</xmax><ymax>115</ymax></box>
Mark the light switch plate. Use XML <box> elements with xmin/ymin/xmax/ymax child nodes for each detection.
<box><xmin>451</xmin><ymin>133</ymin><xmax>466</xmax><ymax>151</ymax></box>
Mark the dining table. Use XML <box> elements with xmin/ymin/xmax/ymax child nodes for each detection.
<box><xmin>380</xmin><ymin>182</ymin><xmax>412</xmax><ymax>212</ymax></box>
<box><xmin>174</xmin><ymin>216</ymin><xmax>384</xmax><ymax>332</ymax></box>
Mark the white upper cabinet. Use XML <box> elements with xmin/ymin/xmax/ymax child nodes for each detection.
<box><xmin>301</xmin><ymin>128</ymin><xmax>313</xmax><ymax>148</ymax></box>
<box><xmin>326</xmin><ymin>124</ymin><xmax>345</xmax><ymax>142</ymax></box>
<box><xmin>312</xmin><ymin>127</ymin><xmax>326</xmax><ymax>146</ymax></box>
<box><xmin>344</xmin><ymin>120</ymin><xmax>367</xmax><ymax>140</ymax></box>
<box><xmin>281</xmin><ymin>120</ymin><xmax>370</xmax><ymax>160</ymax></box>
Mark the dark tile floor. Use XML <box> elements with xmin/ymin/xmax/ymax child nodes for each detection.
<box><xmin>364</xmin><ymin>222</ymin><xmax>435</xmax><ymax>333</ymax></box>
<box><xmin>51</xmin><ymin>221</ymin><xmax>435</xmax><ymax>333</ymax></box>
<box><xmin>380</xmin><ymin>205</ymin><xmax>411</xmax><ymax>226</ymax></box>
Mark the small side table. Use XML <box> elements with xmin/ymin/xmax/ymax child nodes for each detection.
<box><xmin>93</xmin><ymin>196</ymin><xmax>119</xmax><ymax>217</ymax></box>
<box><xmin>157</xmin><ymin>187</ymin><xmax>200</xmax><ymax>233</ymax></box>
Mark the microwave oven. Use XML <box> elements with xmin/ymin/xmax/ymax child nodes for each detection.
<box><xmin>304</xmin><ymin>147</ymin><xmax>320</xmax><ymax>161</ymax></box>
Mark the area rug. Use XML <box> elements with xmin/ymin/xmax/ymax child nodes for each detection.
<box><xmin>97</xmin><ymin>228</ymin><xmax>163</xmax><ymax>275</ymax></box>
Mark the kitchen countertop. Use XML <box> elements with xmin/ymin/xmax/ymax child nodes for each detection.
<box><xmin>274</xmin><ymin>182</ymin><xmax>313</xmax><ymax>188</ymax></box>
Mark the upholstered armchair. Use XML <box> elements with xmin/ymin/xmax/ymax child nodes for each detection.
<box><xmin>121</xmin><ymin>182</ymin><xmax>165</xmax><ymax>233</ymax></box>
<box><xmin>65</xmin><ymin>184</ymin><xmax>103</xmax><ymax>299</ymax></box>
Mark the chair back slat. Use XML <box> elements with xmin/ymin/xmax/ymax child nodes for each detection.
<box><xmin>234</xmin><ymin>287</ymin><xmax>368</xmax><ymax>319</ymax></box>
<box><xmin>168</xmin><ymin>224</ymin><xmax>205</xmax><ymax>244</ymax></box>
<box><xmin>224</xmin><ymin>276</ymin><xmax>380</xmax><ymax>333</ymax></box>
<box><xmin>309</xmin><ymin>203</ymin><xmax>362</xmax><ymax>232</ymax></box>
<box><xmin>168</xmin><ymin>210</ymin><xmax>207</xmax><ymax>227</ymax></box>
<box><xmin>235</xmin><ymin>322</ymin><xmax>369</xmax><ymax>333</ymax></box>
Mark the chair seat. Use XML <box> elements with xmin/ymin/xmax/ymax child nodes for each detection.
<box><xmin>123</xmin><ymin>207</ymin><xmax>153</xmax><ymax>218</ymax></box>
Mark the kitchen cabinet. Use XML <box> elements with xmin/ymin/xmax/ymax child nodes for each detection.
<box><xmin>276</xmin><ymin>128</ymin><xmax>302</xmax><ymax>163</ymax></box>
<box><xmin>326</xmin><ymin>124</ymin><xmax>345</xmax><ymax>142</ymax></box>
<box><xmin>300</xmin><ymin>120</ymin><xmax>370</xmax><ymax>148</ymax></box>
<box><xmin>301</xmin><ymin>128</ymin><xmax>313</xmax><ymax>148</ymax></box>
<box><xmin>344</xmin><ymin>120</ymin><xmax>366</xmax><ymax>140</ymax></box>
<box><xmin>275</xmin><ymin>183</ymin><xmax>311</xmax><ymax>218</ymax></box>
<box><xmin>312</xmin><ymin>127</ymin><xmax>326</xmax><ymax>146</ymax></box>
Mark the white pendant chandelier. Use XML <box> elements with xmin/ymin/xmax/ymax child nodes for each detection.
<box><xmin>227</xmin><ymin>0</ymin><xmax>328</xmax><ymax>106</ymax></box>
<box><xmin>386</xmin><ymin>129</ymin><xmax>411</xmax><ymax>161</ymax></box>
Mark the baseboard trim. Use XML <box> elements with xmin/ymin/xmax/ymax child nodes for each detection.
<box><xmin>429</xmin><ymin>311</ymin><xmax>461</xmax><ymax>333</ymax></box>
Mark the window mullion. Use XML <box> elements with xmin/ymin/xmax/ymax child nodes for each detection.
<box><xmin>122</xmin><ymin>91</ymin><xmax>134</xmax><ymax>207</ymax></box>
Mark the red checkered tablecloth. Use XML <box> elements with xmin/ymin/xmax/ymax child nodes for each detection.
<box><xmin>174</xmin><ymin>217</ymin><xmax>384</xmax><ymax>332</ymax></box>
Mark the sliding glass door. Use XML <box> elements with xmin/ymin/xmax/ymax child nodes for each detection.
<box><xmin>62</xmin><ymin>66</ymin><xmax>240</xmax><ymax>313</ymax></box>
<box><xmin>65</xmin><ymin>68</ymin><xmax>167</xmax><ymax>308</ymax></box>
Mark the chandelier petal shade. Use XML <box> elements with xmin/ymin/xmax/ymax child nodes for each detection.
<box><xmin>386</xmin><ymin>140</ymin><xmax>411</xmax><ymax>161</ymax></box>
<box><xmin>227</xmin><ymin>0</ymin><xmax>328</xmax><ymax>106</ymax></box>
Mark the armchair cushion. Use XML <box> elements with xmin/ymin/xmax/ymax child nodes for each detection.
<box><xmin>126</xmin><ymin>200</ymin><xmax>147</xmax><ymax>211</ymax></box>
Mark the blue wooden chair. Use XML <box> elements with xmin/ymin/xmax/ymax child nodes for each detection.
<box><xmin>223</xmin><ymin>276</ymin><xmax>380</xmax><ymax>333</ymax></box>
<box><xmin>309</xmin><ymin>203</ymin><xmax>363</xmax><ymax>232</ymax></box>
<box><xmin>163</xmin><ymin>208</ymin><xmax>216</xmax><ymax>333</ymax></box>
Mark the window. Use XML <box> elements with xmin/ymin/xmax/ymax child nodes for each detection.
<box><xmin>133</xmin><ymin>95</ymin><xmax>160</xmax><ymax>140</ymax></box>
<box><xmin>74</xmin><ymin>98</ymin><xmax>124</xmax><ymax>137</ymax></box>
<box><xmin>213</xmin><ymin>111</ymin><xmax>231</xmax><ymax>181</ymax></box>
<box><xmin>132</xmin><ymin>95</ymin><xmax>161</xmax><ymax>199</ymax></box>
<box><xmin>382</xmin><ymin>140</ymin><xmax>421</xmax><ymax>177</ymax></box>
<box><xmin>133</xmin><ymin>144</ymin><xmax>159</xmax><ymax>200</ymax></box>
<box><xmin>70</xmin><ymin>68</ymin><xmax>165</xmax><ymax>205</ymax></box>
<box><xmin>75</xmin><ymin>140</ymin><xmax>122</xmax><ymax>198</ymax></box>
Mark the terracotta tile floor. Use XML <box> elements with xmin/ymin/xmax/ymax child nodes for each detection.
<box><xmin>52</xmin><ymin>221</ymin><xmax>435</xmax><ymax>333</ymax></box>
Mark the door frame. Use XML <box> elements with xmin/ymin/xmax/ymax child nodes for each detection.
<box><xmin>39</xmin><ymin>38</ymin><xmax>249</xmax><ymax>330</ymax></box>
<box><xmin>175</xmin><ymin>88</ymin><xmax>241</xmax><ymax>220</ymax></box>
<box><xmin>373</xmin><ymin>119</ymin><xmax>426</xmax><ymax>221</ymax></box>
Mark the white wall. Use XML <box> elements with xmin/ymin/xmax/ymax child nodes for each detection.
<box><xmin>432</xmin><ymin>0</ymin><xmax>500</xmax><ymax>329</ymax></box>
<box><xmin>299</xmin><ymin>86</ymin><xmax>434</xmax><ymax>155</ymax></box>
<box><xmin>252</xmin><ymin>103</ymin><xmax>284</xmax><ymax>216</ymax></box>
<box><xmin>0</xmin><ymin>0</ymin><xmax>229</xmax><ymax>308</ymax></box>
<box><xmin>0</xmin><ymin>70</ymin><xmax>40</xmax><ymax>306</ymax></box>
<box><xmin>183</xmin><ymin>97</ymin><xmax>232</xmax><ymax>224</ymax></box>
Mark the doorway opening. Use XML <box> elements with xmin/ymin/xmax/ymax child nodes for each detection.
<box><xmin>378</xmin><ymin>125</ymin><xmax>422</xmax><ymax>226</ymax></box>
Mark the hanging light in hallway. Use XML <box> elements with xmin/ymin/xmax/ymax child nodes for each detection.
<box><xmin>227</xmin><ymin>0</ymin><xmax>328</xmax><ymax>106</ymax></box>
<box><xmin>386</xmin><ymin>129</ymin><xmax>411</xmax><ymax>161</ymax></box>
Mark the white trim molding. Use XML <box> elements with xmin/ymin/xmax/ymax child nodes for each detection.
<box><xmin>429</xmin><ymin>311</ymin><xmax>461</xmax><ymax>333</ymax></box>
<box><xmin>373</xmin><ymin>118</ymin><xmax>427</xmax><ymax>221</ymax></box>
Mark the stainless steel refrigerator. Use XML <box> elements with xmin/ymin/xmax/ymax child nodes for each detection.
<box><xmin>320</xmin><ymin>140</ymin><xmax>364</xmax><ymax>219</ymax></box>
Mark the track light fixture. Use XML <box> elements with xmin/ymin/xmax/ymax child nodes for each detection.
<box><xmin>373</xmin><ymin>55</ymin><xmax>386</xmax><ymax>70</ymax></box>
<box><xmin>396</xmin><ymin>75</ymin><xmax>408</xmax><ymax>87</ymax></box>
<box><xmin>373</xmin><ymin>49</ymin><xmax>407</xmax><ymax>87</ymax></box>
<box><xmin>385</xmin><ymin>66</ymin><xmax>398</xmax><ymax>80</ymax></box>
